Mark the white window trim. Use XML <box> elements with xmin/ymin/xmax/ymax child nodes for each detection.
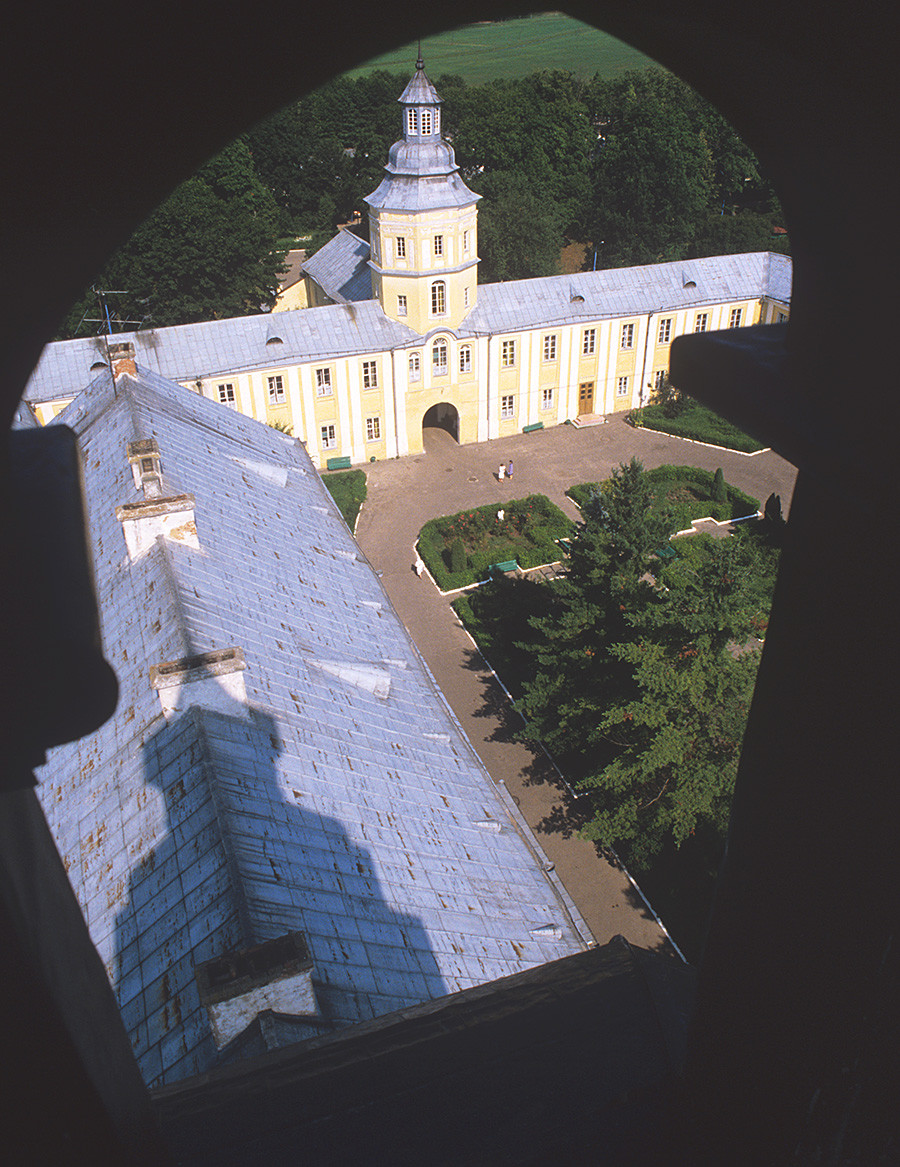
<box><xmin>500</xmin><ymin>395</ymin><xmax>515</xmax><ymax>419</ymax></box>
<box><xmin>315</xmin><ymin>367</ymin><xmax>333</xmax><ymax>396</ymax></box>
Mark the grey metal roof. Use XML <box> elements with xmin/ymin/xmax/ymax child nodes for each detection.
<box><xmin>23</xmin><ymin>252</ymin><xmax>791</xmax><ymax>405</ymax></box>
<box><xmin>300</xmin><ymin>229</ymin><xmax>373</xmax><ymax>303</ymax></box>
<box><xmin>35</xmin><ymin>366</ymin><xmax>587</xmax><ymax>1087</ymax></box>
<box><xmin>24</xmin><ymin>299</ymin><xmax>416</xmax><ymax>403</ymax></box>
<box><xmin>461</xmin><ymin>252</ymin><xmax>793</xmax><ymax>336</ymax></box>
<box><xmin>366</xmin><ymin>167</ymin><xmax>480</xmax><ymax>212</ymax></box>
<box><xmin>398</xmin><ymin>63</ymin><xmax>441</xmax><ymax>107</ymax></box>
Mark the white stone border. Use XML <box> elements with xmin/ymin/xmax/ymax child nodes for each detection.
<box><xmin>631</xmin><ymin>423</ymin><xmax>770</xmax><ymax>457</ymax></box>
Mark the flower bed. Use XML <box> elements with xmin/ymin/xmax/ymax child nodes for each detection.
<box><xmin>568</xmin><ymin>465</ymin><xmax>759</xmax><ymax>534</ymax></box>
<box><xmin>418</xmin><ymin>494</ymin><xmax>573</xmax><ymax>590</ymax></box>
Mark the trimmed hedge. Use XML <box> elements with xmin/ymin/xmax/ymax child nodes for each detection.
<box><xmin>631</xmin><ymin>400</ymin><xmax>765</xmax><ymax>453</ymax></box>
<box><xmin>418</xmin><ymin>494</ymin><xmax>573</xmax><ymax>590</ymax></box>
<box><xmin>568</xmin><ymin>465</ymin><xmax>759</xmax><ymax>534</ymax></box>
<box><xmin>321</xmin><ymin>469</ymin><xmax>367</xmax><ymax>530</ymax></box>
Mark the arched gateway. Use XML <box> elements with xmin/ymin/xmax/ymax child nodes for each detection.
<box><xmin>422</xmin><ymin>402</ymin><xmax>459</xmax><ymax>442</ymax></box>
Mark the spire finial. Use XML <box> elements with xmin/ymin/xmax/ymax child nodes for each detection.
<box><xmin>416</xmin><ymin>40</ymin><xmax>424</xmax><ymax>71</ymax></box>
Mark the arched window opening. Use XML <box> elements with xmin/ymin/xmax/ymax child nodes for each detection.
<box><xmin>432</xmin><ymin>340</ymin><xmax>448</xmax><ymax>375</ymax></box>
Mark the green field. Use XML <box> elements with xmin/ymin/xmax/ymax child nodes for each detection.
<box><xmin>344</xmin><ymin>13</ymin><xmax>660</xmax><ymax>85</ymax></box>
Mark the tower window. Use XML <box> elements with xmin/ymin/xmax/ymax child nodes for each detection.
<box><xmin>396</xmin><ymin>236</ymin><xmax>406</xmax><ymax>258</ymax></box>
<box><xmin>433</xmin><ymin>234</ymin><xmax>443</xmax><ymax>257</ymax></box>
<box><xmin>463</xmin><ymin>229</ymin><xmax>470</xmax><ymax>254</ymax></box>
<box><xmin>432</xmin><ymin>340</ymin><xmax>448</xmax><ymax>375</ymax></box>
<box><xmin>420</xmin><ymin>108</ymin><xmax>432</xmax><ymax>135</ymax></box>
<box><xmin>459</xmin><ymin>345</ymin><xmax>472</xmax><ymax>374</ymax></box>
<box><xmin>397</xmin><ymin>295</ymin><xmax>408</xmax><ymax>317</ymax></box>
<box><xmin>431</xmin><ymin>281</ymin><xmax>446</xmax><ymax>316</ymax></box>
<box><xmin>406</xmin><ymin>108</ymin><xmax>417</xmax><ymax>135</ymax></box>
<box><xmin>409</xmin><ymin>353</ymin><xmax>421</xmax><ymax>382</ymax></box>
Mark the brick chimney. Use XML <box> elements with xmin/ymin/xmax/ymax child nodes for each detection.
<box><xmin>108</xmin><ymin>340</ymin><xmax>137</xmax><ymax>378</ymax></box>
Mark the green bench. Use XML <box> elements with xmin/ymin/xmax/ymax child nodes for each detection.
<box><xmin>326</xmin><ymin>455</ymin><xmax>352</xmax><ymax>471</ymax></box>
<box><xmin>485</xmin><ymin>559</ymin><xmax>518</xmax><ymax>577</ymax></box>
<box><xmin>522</xmin><ymin>421</ymin><xmax>544</xmax><ymax>433</ymax></box>
<box><xmin>654</xmin><ymin>545</ymin><xmax>678</xmax><ymax>559</ymax></box>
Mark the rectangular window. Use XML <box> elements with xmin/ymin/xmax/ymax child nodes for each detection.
<box><xmin>362</xmin><ymin>360</ymin><xmax>378</xmax><ymax>389</ymax></box>
<box><xmin>543</xmin><ymin>334</ymin><xmax>557</xmax><ymax>361</ymax></box>
<box><xmin>582</xmin><ymin>328</ymin><xmax>596</xmax><ymax>355</ymax></box>
<box><xmin>658</xmin><ymin>318</ymin><xmax>672</xmax><ymax>344</ymax></box>
<box><xmin>501</xmin><ymin>339</ymin><xmax>516</xmax><ymax>367</ymax></box>
<box><xmin>433</xmin><ymin>234</ymin><xmax>443</xmax><ymax>257</ymax></box>
<box><xmin>459</xmin><ymin>346</ymin><xmax>472</xmax><ymax>374</ymax></box>
<box><xmin>653</xmin><ymin>369</ymin><xmax>668</xmax><ymax>390</ymax></box>
<box><xmin>366</xmin><ymin>416</ymin><xmax>381</xmax><ymax>442</ymax></box>
<box><xmin>616</xmin><ymin>375</ymin><xmax>629</xmax><ymax>397</ymax></box>
<box><xmin>267</xmin><ymin>374</ymin><xmax>285</xmax><ymax>404</ymax></box>
<box><xmin>431</xmin><ymin>282</ymin><xmax>445</xmax><ymax>315</ymax></box>
<box><xmin>541</xmin><ymin>387</ymin><xmax>554</xmax><ymax>410</ymax></box>
<box><xmin>420</xmin><ymin>109</ymin><xmax>432</xmax><ymax>135</ymax></box>
<box><xmin>320</xmin><ymin>424</ymin><xmax>336</xmax><ymax>449</ymax></box>
<box><xmin>217</xmin><ymin>383</ymin><xmax>235</xmax><ymax>406</ymax></box>
<box><xmin>463</xmin><ymin>229</ymin><xmax>470</xmax><ymax>254</ymax></box>
<box><xmin>621</xmin><ymin>322</ymin><xmax>635</xmax><ymax>349</ymax></box>
<box><xmin>730</xmin><ymin>307</ymin><xmax>743</xmax><ymax>328</ymax></box>
<box><xmin>432</xmin><ymin>342</ymin><xmax>448</xmax><ymax>375</ymax></box>
<box><xmin>694</xmin><ymin>313</ymin><xmax>708</xmax><ymax>333</ymax></box>
<box><xmin>406</xmin><ymin>108</ymin><xmax>417</xmax><ymax>135</ymax></box>
<box><xmin>777</xmin><ymin>311</ymin><xmax>787</xmax><ymax>323</ymax></box>
<box><xmin>500</xmin><ymin>395</ymin><xmax>515</xmax><ymax>419</ymax></box>
<box><xmin>396</xmin><ymin>236</ymin><xmax>406</xmax><ymax>258</ymax></box>
<box><xmin>464</xmin><ymin>287</ymin><xmax>469</xmax><ymax>308</ymax></box>
<box><xmin>397</xmin><ymin>294</ymin><xmax>407</xmax><ymax>317</ymax></box>
<box><xmin>315</xmin><ymin>367</ymin><xmax>332</xmax><ymax>396</ymax></box>
<box><xmin>409</xmin><ymin>353</ymin><xmax>421</xmax><ymax>382</ymax></box>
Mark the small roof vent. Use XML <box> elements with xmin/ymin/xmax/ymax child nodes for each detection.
<box><xmin>682</xmin><ymin>272</ymin><xmax>697</xmax><ymax>288</ymax></box>
<box><xmin>266</xmin><ymin>325</ymin><xmax>284</xmax><ymax>345</ymax></box>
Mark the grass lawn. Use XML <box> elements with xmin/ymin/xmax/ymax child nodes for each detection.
<box><xmin>343</xmin><ymin>14</ymin><xmax>659</xmax><ymax>85</ymax></box>
<box><xmin>568</xmin><ymin>465</ymin><xmax>759</xmax><ymax>532</ymax></box>
<box><xmin>633</xmin><ymin>400</ymin><xmax>766</xmax><ymax>453</ymax></box>
<box><xmin>418</xmin><ymin>494</ymin><xmax>572</xmax><ymax>591</ymax></box>
<box><xmin>321</xmin><ymin>469</ymin><xmax>366</xmax><ymax>530</ymax></box>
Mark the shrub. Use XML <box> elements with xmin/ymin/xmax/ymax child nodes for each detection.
<box><xmin>712</xmin><ymin>467</ymin><xmax>727</xmax><ymax>502</ymax></box>
<box><xmin>450</xmin><ymin>538</ymin><xmax>467</xmax><ymax>574</ymax></box>
<box><xmin>637</xmin><ymin>400</ymin><xmax>765</xmax><ymax>453</ymax></box>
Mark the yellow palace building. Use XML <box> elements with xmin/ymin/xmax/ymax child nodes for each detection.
<box><xmin>24</xmin><ymin>56</ymin><xmax>791</xmax><ymax>467</ymax></box>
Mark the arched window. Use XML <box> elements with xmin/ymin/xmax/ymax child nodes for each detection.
<box><xmin>459</xmin><ymin>345</ymin><xmax>472</xmax><ymax>374</ymax></box>
<box><xmin>420</xmin><ymin>108</ymin><xmax>432</xmax><ymax>135</ymax></box>
<box><xmin>408</xmin><ymin>353</ymin><xmax>421</xmax><ymax>382</ymax></box>
<box><xmin>431</xmin><ymin>281</ymin><xmax>446</xmax><ymax>316</ymax></box>
<box><xmin>432</xmin><ymin>340</ymin><xmax>448</xmax><ymax>375</ymax></box>
<box><xmin>406</xmin><ymin>108</ymin><xmax>417</xmax><ymax>135</ymax></box>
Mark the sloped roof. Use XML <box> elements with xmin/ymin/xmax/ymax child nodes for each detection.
<box><xmin>22</xmin><ymin>253</ymin><xmax>791</xmax><ymax>405</ymax></box>
<box><xmin>300</xmin><ymin>229</ymin><xmax>374</xmax><ymax>304</ymax></box>
<box><xmin>24</xmin><ymin>299</ymin><xmax>416</xmax><ymax>403</ymax></box>
<box><xmin>35</xmin><ymin>366</ymin><xmax>588</xmax><ymax>1087</ymax></box>
<box><xmin>461</xmin><ymin>252</ymin><xmax>792</xmax><ymax>336</ymax></box>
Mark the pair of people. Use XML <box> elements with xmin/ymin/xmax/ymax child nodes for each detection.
<box><xmin>497</xmin><ymin>460</ymin><xmax>514</xmax><ymax>481</ymax></box>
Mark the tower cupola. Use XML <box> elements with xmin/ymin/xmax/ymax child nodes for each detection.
<box><xmin>364</xmin><ymin>56</ymin><xmax>480</xmax><ymax>333</ymax></box>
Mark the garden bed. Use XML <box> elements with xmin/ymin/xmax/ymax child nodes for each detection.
<box><xmin>568</xmin><ymin>465</ymin><xmax>759</xmax><ymax>534</ymax></box>
<box><xmin>630</xmin><ymin>400</ymin><xmax>765</xmax><ymax>453</ymax></box>
<box><xmin>418</xmin><ymin>494</ymin><xmax>573</xmax><ymax>591</ymax></box>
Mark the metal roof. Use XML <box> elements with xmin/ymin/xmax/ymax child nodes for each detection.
<box><xmin>23</xmin><ymin>252</ymin><xmax>791</xmax><ymax>404</ymax></box>
<box><xmin>35</xmin><ymin>366</ymin><xmax>588</xmax><ymax>1087</ymax></box>
<box><xmin>461</xmin><ymin>252</ymin><xmax>793</xmax><ymax>336</ymax></box>
<box><xmin>300</xmin><ymin>229</ymin><xmax>373</xmax><ymax>303</ymax></box>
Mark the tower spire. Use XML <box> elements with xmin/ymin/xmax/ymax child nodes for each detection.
<box><xmin>416</xmin><ymin>39</ymin><xmax>424</xmax><ymax>72</ymax></box>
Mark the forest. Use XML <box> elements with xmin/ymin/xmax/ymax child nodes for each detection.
<box><xmin>57</xmin><ymin>67</ymin><xmax>789</xmax><ymax>338</ymax></box>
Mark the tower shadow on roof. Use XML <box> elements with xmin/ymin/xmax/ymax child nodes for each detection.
<box><xmin>113</xmin><ymin>696</ymin><xmax>447</xmax><ymax>1088</ymax></box>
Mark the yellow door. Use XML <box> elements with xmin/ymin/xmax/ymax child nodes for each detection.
<box><xmin>578</xmin><ymin>382</ymin><xmax>594</xmax><ymax>414</ymax></box>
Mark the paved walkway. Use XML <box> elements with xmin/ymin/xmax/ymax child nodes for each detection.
<box><xmin>354</xmin><ymin>415</ymin><xmax>798</xmax><ymax>958</ymax></box>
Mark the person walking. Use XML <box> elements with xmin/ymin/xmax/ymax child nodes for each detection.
<box><xmin>498</xmin><ymin>463</ymin><xmax>505</xmax><ymax>481</ymax></box>
<box><xmin>506</xmin><ymin>460</ymin><xmax>514</xmax><ymax>480</ymax></box>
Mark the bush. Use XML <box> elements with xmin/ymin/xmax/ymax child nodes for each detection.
<box><xmin>712</xmin><ymin>467</ymin><xmax>727</xmax><ymax>503</ymax></box>
<box><xmin>449</xmin><ymin>538</ymin><xmax>467</xmax><ymax>574</ymax></box>
<box><xmin>321</xmin><ymin>469</ymin><xmax>366</xmax><ymax>530</ymax></box>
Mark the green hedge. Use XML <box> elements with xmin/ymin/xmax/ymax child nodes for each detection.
<box><xmin>568</xmin><ymin>465</ymin><xmax>759</xmax><ymax>534</ymax></box>
<box><xmin>631</xmin><ymin>400</ymin><xmax>765</xmax><ymax>453</ymax></box>
<box><xmin>321</xmin><ymin>469</ymin><xmax>367</xmax><ymax>530</ymax></box>
<box><xmin>418</xmin><ymin>494</ymin><xmax>573</xmax><ymax>590</ymax></box>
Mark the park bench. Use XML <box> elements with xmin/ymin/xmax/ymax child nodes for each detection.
<box><xmin>522</xmin><ymin>421</ymin><xmax>544</xmax><ymax>433</ymax></box>
<box><xmin>326</xmin><ymin>455</ymin><xmax>352</xmax><ymax>471</ymax></box>
<box><xmin>485</xmin><ymin>559</ymin><xmax>518</xmax><ymax>578</ymax></box>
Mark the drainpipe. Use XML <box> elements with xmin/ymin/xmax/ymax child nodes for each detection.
<box><xmin>638</xmin><ymin>306</ymin><xmax>662</xmax><ymax>407</ymax></box>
